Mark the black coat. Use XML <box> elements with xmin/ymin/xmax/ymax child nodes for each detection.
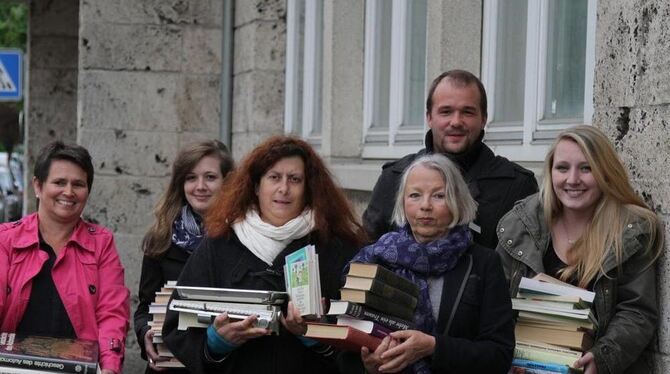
<box><xmin>338</xmin><ymin>243</ymin><xmax>515</xmax><ymax>374</ymax></box>
<box><xmin>363</xmin><ymin>131</ymin><xmax>538</xmax><ymax>249</ymax></box>
<box><xmin>134</xmin><ymin>243</ymin><xmax>191</xmax><ymax>373</ymax></box>
<box><xmin>162</xmin><ymin>232</ymin><xmax>358</xmax><ymax>374</ymax></box>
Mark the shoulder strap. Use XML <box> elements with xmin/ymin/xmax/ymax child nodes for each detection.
<box><xmin>437</xmin><ymin>253</ymin><xmax>473</xmax><ymax>335</ymax></box>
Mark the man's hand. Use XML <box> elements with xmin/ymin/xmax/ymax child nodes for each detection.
<box><xmin>143</xmin><ymin>329</ymin><xmax>168</xmax><ymax>371</ymax></box>
<box><xmin>280</xmin><ymin>301</ymin><xmax>308</xmax><ymax>336</ymax></box>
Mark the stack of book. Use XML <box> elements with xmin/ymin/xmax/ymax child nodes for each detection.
<box><xmin>305</xmin><ymin>263</ymin><xmax>419</xmax><ymax>352</ymax></box>
<box><xmin>0</xmin><ymin>332</ymin><xmax>99</xmax><ymax>373</ymax></box>
<box><xmin>149</xmin><ymin>281</ymin><xmax>185</xmax><ymax>369</ymax></box>
<box><xmin>168</xmin><ymin>286</ymin><xmax>287</xmax><ymax>335</ymax></box>
<box><xmin>510</xmin><ymin>274</ymin><xmax>596</xmax><ymax>374</ymax></box>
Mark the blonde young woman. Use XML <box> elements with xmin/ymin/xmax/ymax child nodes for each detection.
<box><xmin>496</xmin><ymin>125</ymin><xmax>663</xmax><ymax>374</ymax></box>
<box><xmin>134</xmin><ymin>140</ymin><xmax>233</xmax><ymax>373</ymax></box>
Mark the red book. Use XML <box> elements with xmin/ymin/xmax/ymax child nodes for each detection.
<box><xmin>304</xmin><ymin>322</ymin><xmax>382</xmax><ymax>352</ymax></box>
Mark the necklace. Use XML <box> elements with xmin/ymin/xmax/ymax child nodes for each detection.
<box><xmin>559</xmin><ymin>218</ymin><xmax>576</xmax><ymax>245</ymax></box>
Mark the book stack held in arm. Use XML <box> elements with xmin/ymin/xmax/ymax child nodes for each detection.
<box><xmin>149</xmin><ymin>281</ymin><xmax>185</xmax><ymax>369</ymax></box>
<box><xmin>0</xmin><ymin>332</ymin><xmax>99</xmax><ymax>373</ymax></box>
<box><xmin>304</xmin><ymin>263</ymin><xmax>419</xmax><ymax>352</ymax></box>
<box><xmin>509</xmin><ymin>274</ymin><xmax>596</xmax><ymax>374</ymax></box>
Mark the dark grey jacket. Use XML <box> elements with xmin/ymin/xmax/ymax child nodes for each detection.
<box><xmin>363</xmin><ymin>131</ymin><xmax>538</xmax><ymax>249</ymax></box>
<box><xmin>495</xmin><ymin>194</ymin><xmax>659</xmax><ymax>374</ymax></box>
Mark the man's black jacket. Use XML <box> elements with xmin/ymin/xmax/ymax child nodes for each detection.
<box><xmin>363</xmin><ymin>131</ymin><xmax>538</xmax><ymax>249</ymax></box>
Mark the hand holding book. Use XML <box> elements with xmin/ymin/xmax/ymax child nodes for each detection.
<box><xmin>211</xmin><ymin>312</ymin><xmax>272</xmax><ymax>346</ymax></box>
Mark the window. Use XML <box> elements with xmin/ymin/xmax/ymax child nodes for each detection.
<box><xmin>482</xmin><ymin>0</ymin><xmax>596</xmax><ymax>161</ymax></box>
<box><xmin>284</xmin><ymin>0</ymin><xmax>323</xmax><ymax>145</ymax></box>
<box><xmin>362</xmin><ymin>0</ymin><xmax>427</xmax><ymax>159</ymax></box>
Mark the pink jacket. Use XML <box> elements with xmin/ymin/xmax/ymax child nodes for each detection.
<box><xmin>0</xmin><ymin>213</ymin><xmax>129</xmax><ymax>373</ymax></box>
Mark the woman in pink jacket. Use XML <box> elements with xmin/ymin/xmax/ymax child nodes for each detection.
<box><xmin>0</xmin><ymin>141</ymin><xmax>129</xmax><ymax>374</ymax></box>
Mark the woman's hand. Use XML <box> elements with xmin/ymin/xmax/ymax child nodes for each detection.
<box><xmin>378</xmin><ymin>330</ymin><xmax>436</xmax><ymax>373</ymax></box>
<box><xmin>143</xmin><ymin>329</ymin><xmax>167</xmax><ymax>371</ymax></box>
<box><xmin>574</xmin><ymin>352</ymin><xmax>598</xmax><ymax>374</ymax></box>
<box><xmin>280</xmin><ymin>301</ymin><xmax>308</xmax><ymax>336</ymax></box>
<box><xmin>361</xmin><ymin>336</ymin><xmax>395</xmax><ymax>374</ymax></box>
<box><xmin>213</xmin><ymin>312</ymin><xmax>271</xmax><ymax>345</ymax></box>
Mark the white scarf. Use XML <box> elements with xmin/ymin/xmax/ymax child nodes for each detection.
<box><xmin>232</xmin><ymin>209</ymin><xmax>315</xmax><ymax>265</ymax></box>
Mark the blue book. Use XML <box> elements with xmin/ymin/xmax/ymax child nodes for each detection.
<box><xmin>512</xmin><ymin>358</ymin><xmax>570</xmax><ymax>374</ymax></box>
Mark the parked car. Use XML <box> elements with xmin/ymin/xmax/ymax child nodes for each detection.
<box><xmin>0</xmin><ymin>152</ymin><xmax>22</xmax><ymax>222</ymax></box>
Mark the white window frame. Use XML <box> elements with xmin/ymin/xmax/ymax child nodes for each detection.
<box><xmin>362</xmin><ymin>0</ymin><xmax>425</xmax><ymax>159</ymax></box>
<box><xmin>481</xmin><ymin>0</ymin><xmax>597</xmax><ymax>162</ymax></box>
<box><xmin>284</xmin><ymin>0</ymin><xmax>323</xmax><ymax>146</ymax></box>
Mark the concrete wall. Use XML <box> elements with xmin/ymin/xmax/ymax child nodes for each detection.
<box><xmin>76</xmin><ymin>0</ymin><xmax>224</xmax><ymax>371</ymax></box>
<box><xmin>592</xmin><ymin>1</ymin><xmax>670</xmax><ymax>370</ymax></box>
<box><xmin>26</xmin><ymin>0</ymin><xmax>80</xmax><ymax>212</ymax></box>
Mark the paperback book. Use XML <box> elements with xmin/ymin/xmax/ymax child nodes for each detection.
<box><xmin>284</xmin><ymin>245</ymin><xmax>322</xmax><ymax>317</ymax></box>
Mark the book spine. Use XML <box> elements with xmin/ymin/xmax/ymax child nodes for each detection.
<box><xmin>512</xmin><ymin>358</ymin><xmax>569</xmax><ymax>374</ymax></box>
<box><xmin>361</xmin><ymin>292</ymin><xmax>415</xmax><ymax>321</ymax></box>
<box><xmin>368</xmin><ymin>323</ymin><xmax>393</xmax><ymax>339</ymax></box>
<box><xmin>368</xmin><ymin>281</ymin><xmax>418</xmax><ymax>309</ymax></box>
<box><xmin>513</xmin><ymin>346</ymin><xmax>578</xmax><ymax>367</ymax></box>
<box><xmin>343</xmin><ymin>303</ymin><xmax>413</xmax><ymax>331</ymax></box>
<box><xmin>0</xmin><ymin>353</ymin><xmax>97</xmax><ymax>373</ymax></box>
<box><xmin>374</xmin><ymin>267</ymin><xmax>419</xmax><ymax>297</ymax></box>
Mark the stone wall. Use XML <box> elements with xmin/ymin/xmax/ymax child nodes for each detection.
<box><xmin>26</xmin><ymin>0</ymin><xmax>79</xmax><ymax>212</ymax></box>
<box><xmin>230</xmin><ymin>0</ymin><xmax>286</xmax><ymax>158</ymax></box>
<box><xmin>76</xmin><ymin>1</ymin><xmax>224</xmax><ymax>371</ymax></box>
<box><xmin>592</xmin><ymin>1</ymin><xmax>670</xmax><ymax>371</ymax></box>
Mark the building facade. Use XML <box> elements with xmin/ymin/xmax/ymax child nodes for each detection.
<box><xmin>24</xmin><ymin>0</ymin><xmax>670</xmax><ymax>372</ymax></box>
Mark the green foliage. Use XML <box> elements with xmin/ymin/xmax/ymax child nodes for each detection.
<box><xmin>0</xmin><ymin>3</ymin><xmax>28</xmax><ymax>51</ymax></box>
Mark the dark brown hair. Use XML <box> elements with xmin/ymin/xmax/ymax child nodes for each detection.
<box><xmin>206</xmin><ymin>135</ymin><xmax>366</xmax><ymax>248</ymax></box>
<box><xmin>425</xmin><ymin>69</ymin><xmax>488</xmax><ymax>118</ymax></box>
<box><xmin>34</xmin><ymin>141</ymin><xmax>94</xmax><ymax>191</ymax></box>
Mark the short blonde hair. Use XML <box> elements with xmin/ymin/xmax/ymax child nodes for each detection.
<box><xmin>392</xmin><ymin>154</ymin><xmax>477</xmax><ymax>228</ymax></box>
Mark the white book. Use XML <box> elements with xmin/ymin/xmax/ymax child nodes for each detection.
<box><xmin>519</xmin><ymin>276</ymin><xmax>595</xmax><ymax>303</ymax></box>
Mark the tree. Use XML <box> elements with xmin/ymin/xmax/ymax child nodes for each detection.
<box><xmin>0</xmin><ymin>3</ymin><xmax>27</xmax><ymax>51</ymax></box>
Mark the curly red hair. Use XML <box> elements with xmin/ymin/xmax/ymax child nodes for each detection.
<box><xmin>206</xmin><ymin>135</ymin><xmax>366</xmax><ymax>248</ymax></box>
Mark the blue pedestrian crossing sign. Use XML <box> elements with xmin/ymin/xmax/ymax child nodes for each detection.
<box><xmin>0</xmin><ymin>49</ymin><xmax>23</xmax><ymax>101</ymax></box>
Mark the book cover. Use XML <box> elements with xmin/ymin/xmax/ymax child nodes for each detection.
<box><xmin>340</xmin><ymin>289</ymin><xmax>415</xmax><ymax>320</ymax></box>
<box><xmin>514</xmin><ymin>341</ymin><xmax>581</xmax><ymax>368</ymax></box>
<box><xmin>327</xmin><ymin>300</ymin><xmax>414</xmax><ymax>331</ymax></box>
<box><xmin>519</xmin><ymin>277</ymin><xmax>595</xmax><ymax>303</ymax></box>
<box><xmin>343</xmin><ymin>276</ymin><xmax>418</xmax><ymax>309</ymax></box>
<box><xmin>512</xmin><ymin>358</ymin><xmax>569</xmax><ymax>374</ymax></box>
<box><xmin>304</xmin><ymin>323</ymin><xmax>381</xmax><ymax>352</ymax></box>
<box><xmin>0</xmin><ymin>333</ymin><xmax>98</xmax><ymax>374</ymax></box>
<box><xmin>284</xmin><ymin>245</ymin><xmax>322</xmax><ymax>316</ymax></box>
<box><xmin>509</xmin><ymin>366</ymin><xmax>568</xmax><ymax>374</ymax></box>
<box><xmin>515</xmin><ymin>324</ymin><xmax>593</xmax><ymax>351</ymax></box>
<box><xmin>336</xmin><ymin>316</ymin><xmax>392</xmax><ymax>339</ymax></box>
<box><xmin>347</xmin><ymin>263</ymin><xmax>419</xmax><ymax>297</ymax></box>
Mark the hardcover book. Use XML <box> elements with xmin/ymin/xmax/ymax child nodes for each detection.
<box><xmin>284</xmin><ymin>245</ymin><xmax>322</xmax><ymax>317</ymax></box>
<box><xmin>339</xmin><ymin>289</ymin><xmax>415</xmax><ymax>320</ymax></box>
<box><xmin>0</xmin><ymin>333</ymin><xmax>99</xmax><ymax>374</ymax></box>
<box><xmin>327</xmin><ymin>300</ymin><xmax>414</xmax><ymax>331</ymax></box>
<box><xmin>336</xmin><ymin>316</ymin><xmax>392</xmax><ymax>339</ymax></box>
<box><xmin>343</xmin><ymin>276</ymin><xmax>418</xmax><ymax>309</ymax></box>
<box><xmin>347</xmin><ymin>263</ymin><xmax>419</xmax><ymax>297</ymax></box>
<box><xmin>304</xmin><ymin>323</ymin><xmax>381</xmax><ymax>352</ymax></box>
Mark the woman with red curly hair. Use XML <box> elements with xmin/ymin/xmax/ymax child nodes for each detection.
<box><xmin>162</xmin><ymin>136</ymin><xmax>365</xmax><ymax>374</ymax></box>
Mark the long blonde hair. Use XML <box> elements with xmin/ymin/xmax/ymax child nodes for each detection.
<box><xmin>142</xmin><ymin>140</ymin><xmax>233</xmax><ymax>258</ymax></box>
<box><xmin>540</xmin><ymin>125</ymin><xmax>663</xmax><ymax>287</ymax></box>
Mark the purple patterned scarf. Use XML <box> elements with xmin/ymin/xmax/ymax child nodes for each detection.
<box><xmin>347</xmin><ymin>224</ymin><xmax>472</xmax><ymax>374</ymax></box>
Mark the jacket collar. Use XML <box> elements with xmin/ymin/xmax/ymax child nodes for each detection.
<box><xmin>423</xmin><ymin>129</ymin><xmax>517</xmax><ymax>180</ymax></box>
<box><xmin>13</xmin><ymin>212</ymin><xmax>96</xmax><ymax>253</ymax></box>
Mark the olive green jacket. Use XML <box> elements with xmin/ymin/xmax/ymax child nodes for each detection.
<box><xmin>495</xmin><ymin>194</ymin><xmax>658</xmax><ymax>374</ymax></box>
